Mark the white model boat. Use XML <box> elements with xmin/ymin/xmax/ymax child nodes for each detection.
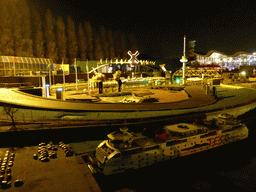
<box><xmin>86</xmin><ymin>113</ymin><xmax>248</xmax><ymax>175</ymax></box>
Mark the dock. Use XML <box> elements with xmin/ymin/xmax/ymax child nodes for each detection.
<box><xmin>0</xmin><ymin>146</ymin><xmax>101</xmax><ymax>191</ymax></box>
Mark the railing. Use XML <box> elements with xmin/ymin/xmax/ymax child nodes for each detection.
<box><xmin>0</xmin><ymin>82</ymin><xmax>33</xmax><ymax>88</ymax></box>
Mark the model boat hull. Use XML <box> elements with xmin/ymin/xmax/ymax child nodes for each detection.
<box><xmin>86</xmin><ymin>120</ymin><xmax>248</xmax><ymax>175</ymax></box>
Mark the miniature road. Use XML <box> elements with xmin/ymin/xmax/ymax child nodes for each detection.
<box><xmin>0</xmin><ymin>146</ymin><xmax>101</xmax><ymax>192</ymax></box>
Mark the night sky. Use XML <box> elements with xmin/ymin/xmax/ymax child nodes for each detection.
<box><xmin>37</xmin><ymin>0</ymin><xmax>256</xmax><ymax>59</ymax></box>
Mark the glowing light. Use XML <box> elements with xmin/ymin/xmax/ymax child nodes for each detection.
<box><xmin>175</xmin><ymin>77</ymin><xmax>180</xmax><ymax>84</ymax></box>
<box><xmin>180</xmin><ymin>56</ymin><xmax>188</xmax><ymax>63</ymax></box>
<box><xmin>128</xmin><ymin>50</ymin><xmax>140</xmax><ymax>64</ymax></box>
<box><xmin>241</xmin><ymin>71</ymin><xmax>246</xmax><ymax>76</ymax></box>
<box><xmin>160</xmin><ymin>64</ymin><xmax>167</xmax><ymax>72</ymax></box>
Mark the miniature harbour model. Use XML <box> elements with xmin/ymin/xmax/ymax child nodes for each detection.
<box><xmin>86</xmin><ymin>113</ymin><xmax>248</xmax><ymax>175</ymax></box>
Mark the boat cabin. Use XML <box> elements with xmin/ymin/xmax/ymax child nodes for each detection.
<box><xmin>107</xmin><ymin>127</ymin><xmax>136</xmax><ymax>149</ymax></box>
<box><xmin>164</xmin><ymin>123</ymin><xmax>208</xmax><ymax>137</ymax></box>
<box><xmin>216</xmin><ymin>113</ymin><xmax>240</xmax><ymax>125</ymax></box>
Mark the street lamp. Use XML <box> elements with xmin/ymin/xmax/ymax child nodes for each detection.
<box><xmin>48</xmin><ymin>64</ymin><xmax>52</xmax><ymax>87</ymax></box>
<box><xmin>62</xmin><ymin>59</ymin><xmax>65</xmax><ymax>93</ymax></box>
<box><xmin>86</xmin><ymin>59</ymin><xmax>90</xmax><ymax>93</ymax></box>
<box><xmin>74</xmin><ymin>58</ymin><xmax>78</xmax><ymax>92</ymax></box>
<box><xmin>241</xmin><ymin>71</ymin><xmax>246</xmax><ymax>77</ymax></box>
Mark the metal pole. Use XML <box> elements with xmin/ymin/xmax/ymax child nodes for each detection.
<box><xmin>183</xmin><ymin>35</ymin><xmax>186</xmax><ymax>57</ymax></box>
<box><xmin>180</xmin><ymin>35</ymin><xmax>188</xmax><ymax>85</ymax></box>
<box><xmin>48</xmin><ymin>64</ymin><xmax>52</xmax><ymax>87</ymax></box>
<box><xmin>183</xmin><ymin>35</ymin><xmax>186</xmax><ymax>81</ymax></box>
<box><xmin>52</xmin><ymin>63</ymin><xmax>55</xmax><ymax>85</ymax></box>
<box><xmin>13</xmin><ymin>61</ymin><xmax>15</xmax><ymax>76</ymax></box>
<box><xmin>87</xmin><ymin>59</ymin><xmax>89</xmax><ymax>93</ymax></box>
<box><xmin>62</xmin><ymin>60</ymin><xmax>65</xmax><ymax>93</ymax></box>
<box><xmin>74</xmin><ymin>58</ymin><xmax>78</xmax><ymax>92</ymax></box>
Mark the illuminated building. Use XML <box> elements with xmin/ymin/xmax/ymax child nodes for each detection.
<box><xmin>192</xmin><ymin>50</ymin><xmax>256</xmax><ymax>70</ymax></box>
<box><xmin>0</xmin><ymin>56</ymin><xmax>53</xmax><ymax>76</ymax></box>
<box><xmin>77</xmin><ymin>51</ymin><xmax>158</xmax><ymax>78</ymax></box>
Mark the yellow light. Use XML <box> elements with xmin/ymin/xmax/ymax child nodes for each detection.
<box><xmin>128</xmin><ymin>50</ymin><xmax>140</xmax><ymax>64</ymax></box>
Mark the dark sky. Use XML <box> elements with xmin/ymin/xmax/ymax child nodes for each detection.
<box><xmin>37</xmin><ymin>0</ymin><xmax>256</xmax><ymax>59</ymax></box>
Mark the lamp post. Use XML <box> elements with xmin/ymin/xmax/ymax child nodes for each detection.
<box><xmin>86</xmin><ymin>59</ymin><xmax>89</xmax><ymax>93</ymax></box>
<box><xmin>180</xmin><ymin>35</ymin><xmax>188</xmax><ymax>85</ymax></box>
<box><xmin>48</xmin><ymin>64</ymin><xmax>52</xmax><ymax>87</ymax></box>
<box><xmin>62</xmin><ymin>59</ymin><xmax>65</xmax><ymax>93</ymax></box>
<box><xmin>74</xmin><ymin>58</ymin><xmax>78</xmax><ymax>92</ymax></box>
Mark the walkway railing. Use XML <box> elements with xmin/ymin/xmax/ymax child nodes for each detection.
<box><xmin>0</xmin><ymin>82</ymin><xmax>33</xmax><ymax>89</ymax></box>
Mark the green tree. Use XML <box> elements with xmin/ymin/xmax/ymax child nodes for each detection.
<box><xmin>32</xmin><ymin>6</ymin><xmax>44</xmax><ymax>58</ymax></box>
<box><xmin>107</xmin><ymin>30</ymin><xmax>115</xmax><ymax>60</ymax></box>
<box><xmin>100</xmin><ymin>26</ymin><xmax>109</xmax><ymax>59</ymax></box>
<box><xmin>120</xmin><ymin>34</ymin><xmax>127</xmax><ymax>59</ymax></box>
<box><xmin>129</xmin><ymin>33</ymin><xmax>138</xmax><ymax>53</ymax></box>
<box><xmin>94</xmin><ymin>34</ymin><xmax>104</xmax><ymax>60</ymax></box>
<box><xmin>84</xmin><ymin>21</ymin><xmax>94</xmax><ymax>60</ymax></box>
<box><xmin>0</xmin><ymin>0</ymin><xmax>14</xmax><ymax>56</ymax></box>
<box><xmin>114</xmin><ymin>31</ymin><xmax>127</xmax><ymax>59</ymax></box>
<box><xmin>13</xmin><ymin>1</ymin><xmax>23</xmax><ymax>56</ymax></box>
<box><xmin>44</xmin><ymin>9</ymin><xmax>57</xmax><ymax>62</ymax></box>
<box><xmin>11</xmin><ymin>0</ymin><xmax>33</xmax><ymax>57</ymax></box>
<box><xmin>114</xmin><ymin>31</ymin><xmax>121</xmax><ymax>59</ymax></box>
<box><xmin>77</xmin><ymin>23</ymin><xmax>87</xmax><ymax>60</ymax></box>
<box><xmin>67</xmin><ymin>16</ymin><xmax>78</xmax><ymax>64</ymax></box>
<box><xmin>21</xmin><ymin>0</ymin><xmax>33</xmax><ymax>57</ymax></box>
<box><xmin>56</xmin><ymin>15</ymin><xmax>67</xmax><ymax>63</ymax></box>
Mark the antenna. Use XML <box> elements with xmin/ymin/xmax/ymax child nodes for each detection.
<box><xmin>180</xmin><ymin>35</ymin><xmax>188</xmax><ymax>85</ymax></box>
<box><xmin>183</xmin><ymin>35</ymin><xmax>186</xmax><ymax>57</ymax></box>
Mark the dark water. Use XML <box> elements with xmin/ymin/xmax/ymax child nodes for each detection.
<box><xmin>1</xmin><ymin>109</ymin><xmax>256</xmax><ymax>191</ymax></box>
<box><xmin>94</xmin><ymin>110</ymin><xmax>256</xmax><ymax>192</ymax></box>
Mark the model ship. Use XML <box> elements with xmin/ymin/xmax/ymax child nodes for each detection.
<box><xmin>86</xmin><ymin>113</ymin><xmax>248</xmax><ymax>175</ymax></box>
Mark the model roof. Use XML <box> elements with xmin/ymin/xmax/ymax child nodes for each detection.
<box><xmin>165</xmin><ymin>123</ymin><xmax>200</xmax><ymax>133</ymax></box>
<box><xmin>192</xmin><ymin>50</ymin><xmax>251</xmax><ymax>58</ymax></box>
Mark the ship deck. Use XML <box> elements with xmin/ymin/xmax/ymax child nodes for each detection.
<box><xmin>0</xmin><ymin>84</ymin><xmax>256</xmax><ymax>130</ymax></box>
<box><xmin>0</xmin><ymin>85</ymin><xmax>216</xmax><ymax>112</ymax></box>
